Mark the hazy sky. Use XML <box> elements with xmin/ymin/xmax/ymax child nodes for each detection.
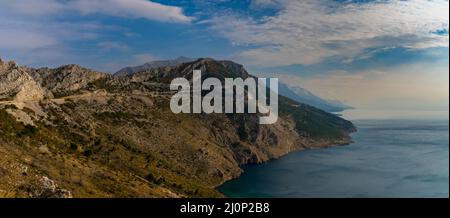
<box><xmin>0</xmin><ymin>0</ymin><xmax>448</xmax><ymax>112</ymax></box>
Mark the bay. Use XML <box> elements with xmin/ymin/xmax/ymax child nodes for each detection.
<box><xmin>219</xmin><ymin>111</ymin><xmax>449</xmax><ymax>198</ymax></box>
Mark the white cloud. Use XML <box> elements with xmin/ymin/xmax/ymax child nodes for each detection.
<box><xmin>0</xmin><ymin>0</ymin><xmax>191</xmax><ymax>70</ymax></box>
<box><xmin>272</xmin><ymin>62</ymin><xmax>449</xmax><ymax>110</ymax></box>
<box><xmin>209</xmin><ymin>0</ymin><xmax>449</xmax><ymax>66</ymax></box>
<box><xmin>70</xmin><ymin>0</ymin><xmax>192</xmax><ymax>23</ymax></box>
<box><xmin>0</xmin><ymin>0</ymin><xmax>192</xmax><ymax>23</ymax></box>
<box><xmin>0</xmin><ymin>16</ymin><xmax>106</xmax><ymax>67</ymax></box>
<box><xmin>0</xmin><ymin>0</ymin><xmax>66</xmax><ymax>17</ymax></box>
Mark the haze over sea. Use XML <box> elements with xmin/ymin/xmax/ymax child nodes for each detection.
<box><xmin>219</xmin><ymin>109</ymin><xmax>449</xmax><ymax>197</ymax></box>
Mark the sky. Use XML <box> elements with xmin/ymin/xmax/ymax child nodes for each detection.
<box><xmin>0</xmin><ymin>0</ymin><xmax>448</xmax><ymax>113</ymax></box>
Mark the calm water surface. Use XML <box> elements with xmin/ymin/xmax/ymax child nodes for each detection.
<box><xmin>219</xmin><ymin>111</ymin><xmax>449</xmax><ymax>197</ymax></box>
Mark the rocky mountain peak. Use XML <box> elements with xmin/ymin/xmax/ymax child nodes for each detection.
<box><xmin>30</xmin><ymin>64</ymin><xmax>107</xmax><ymax>95</ymax></box>
<box><xmin>184</xmin><ymin>58</ymin><xmax>250</xmax><ymax>80</ymax></box>
<box><xmin>115</xmin><ymin>56</ymin><xmax>197</xmax><ymax>76</ymax></box>
<box><xmin>0</xmin><ymin>60</ymin><xmax>48</xmax><ymax>102</ymax></box>
<box><xmin>0</xmin><ymin>59</ymin><xmax>17</xmax><ymax>71</ymax></box>
<box><xmin>1</xmin><ymin>61</ymin><xmax>108</xmax><ymax>102</ymax></box>
<box><xmin>60</xmin><ymin>64</ymin><xmax>81</xmax><ymax>72</ymax></box>
<box><xmin>122</xmin><ymin>58</ymin><xmax>251</xmax><ymax>85</ymax></box>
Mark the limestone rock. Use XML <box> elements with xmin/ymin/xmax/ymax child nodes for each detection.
<box><xmin>0</xmin><ymin>60</ymin><xmax>49</xmax><ymax>102</ymax></box>
<box><xmin>30</xmin><ymin>64</ymin><xmax>108</xmax><ymax>94</ymax></box>
<box><xmin>29</xmin><ymin>176</ymin><xmax>72</xmax><ymax>198</ymax></box>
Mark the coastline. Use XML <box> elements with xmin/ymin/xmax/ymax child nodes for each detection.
<box><xmin>214</xmin><ymin>132</ymin><xmax>356</xmax><ymax>197</ymax></box>
<box><xmin>216</xmin><ymin>118</ymin><xmax>449</xmax><ymax>198</ymax></box>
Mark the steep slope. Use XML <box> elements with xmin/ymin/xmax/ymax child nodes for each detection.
<box><xmin>0</xmin><ymin>58</ymin><xmax>355</xmax><ymax>198</ymax></box>
<box><xmin>29</xmin><ymin>64</ymin><xmax>109</xmax><ymax>98</ymax></box>
<box><xmin>0</xmin><ymin>59</ymin><xmax>50</xmax><ymax>102</ymax></box>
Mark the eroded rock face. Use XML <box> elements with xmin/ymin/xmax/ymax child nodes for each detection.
<box><xmin>0</xmin><ymin>60</ymin><xmax>48</xmax><ymax>102</ymax></box>
<box><xmin>28</xmin><ymin>176</ymin><xmax>72</xmax><ymax>198</ymax></box>
<box><xmin>30</xmin><ymin>64</ymin><xmax>108</xmax><ymax>94</ymax></box>
<box><xmin>1</xmin><ymin>59</ymin><xmax>108</xmax><ymax>102</ymax></box>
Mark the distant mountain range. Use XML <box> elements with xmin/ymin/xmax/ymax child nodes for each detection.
<box><xmin>278</xmin><ymin>83</ymin><xmax>353</xmax><ymax>112</ymax></box>
<box><xmin>117</xmin><ymin>57</ymin><xmax>353</xmax><ymax>113</ymax></box>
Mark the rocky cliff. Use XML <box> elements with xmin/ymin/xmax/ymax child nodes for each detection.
<box><xmin>0</xmin><ymin>57</ymin><xmax>355</xmax><ymax>197</ymax></box>
<box><xmin>0</xmin><ymin>59</ymin><xmax>50</xmax><ymax>102</ymax></box>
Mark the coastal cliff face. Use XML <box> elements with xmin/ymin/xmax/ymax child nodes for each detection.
<box><xmin>0</xmin><ymin>58</ymin><xmax>355</xmax><ymax>197</ymax></box>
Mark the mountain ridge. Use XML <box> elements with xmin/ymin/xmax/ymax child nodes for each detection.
<box><xmin>115</xmin><ymin>56</ymin><xmax>197</xmax><ymax>77</ymax></box>
<box><xmin>278</xmin><ymin>83</ymin><xmax>353</xmax><ymax>112</ymax></box>
<box><xmin>116</xmin><ymin>57</ymin><xmax>352</xmax><ymax>112</ymax></box>
<box><xmin>0</xmin><ymin>57</ymin><xmax>355</xmax><ymax>198</ymax></box>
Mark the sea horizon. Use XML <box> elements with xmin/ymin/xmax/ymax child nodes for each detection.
<box><xmin>219</xmin><ymin>109</ymin><xmax>449</xmax><ymax>198</ymax></box>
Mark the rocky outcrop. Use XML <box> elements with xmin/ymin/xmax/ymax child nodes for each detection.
<box><xmin>1</xmin><ymin>58</ymin><xmax>108</xmax><ymax>101</ymax></box>
<box><xmin>28</xmin><ymin>176</ymin><xmax>72</xmax><ymax>198</ymax></box>
<box><xmin>0</xmin><ymin>60</ymin><xmax>49</xmax><ymax>102</ymax></box>
<box><xmin>30</xmin><ymin>64</ymin><xmax>107</xmax><ymax>94</ymax></box>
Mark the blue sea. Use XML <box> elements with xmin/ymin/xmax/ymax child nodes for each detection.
<box><xmin>219</xmin><ymin>112</ymin><xmax>449</xmax><ymax>198</ymax></box>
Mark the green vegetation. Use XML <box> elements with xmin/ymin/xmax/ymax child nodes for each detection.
<box><xmin>17</xmin><ymin>125</ymin><xmax>39</xmax><ymax>137</ymax></box>
<box><xmin>83</xmin><ymin>149</ymin><xmax>93</xmax><ymax>157</ymax></box>
<box><xmin>22</xmin><ymin>107</ymin><xmax>36</xmax><ymax>115</ymax></box>
<box><xmin>0</xmin><ymin>97</ymin><xmax>13</xmax><ymax>101</ymax></box>
<box><xmin>85</xmin><ymin>78</ymin><xmax>119</xmax><ymax>92</ymax></box>
<box><xmin>70</xmin><ymin>143</ymin><xmax>78</xmax><ymax>150</ymax></box>
<box><xmin>53</xmin><ymin>90</ymin><xmax>81</xmax><ymax>98</ymax></box>
<box><xmin>0</xmin><ymin>109</ymin><xmax>23</xmax><ymax>142</ymax></box>
<box><xmin>279</xmin><ymin>96</ymin><xmax>354</xmax><ymax>139</ymax></box>
<box><xmin>3</xmin><ymin>104</ymin><xmax>18</xmax><ymax>110</ymax></box>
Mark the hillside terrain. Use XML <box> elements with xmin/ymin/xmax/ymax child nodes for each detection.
<box><xmin>0</xmin><ymin>57</ymin><xmax>355</xmax><ymax>197</ymax></box>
